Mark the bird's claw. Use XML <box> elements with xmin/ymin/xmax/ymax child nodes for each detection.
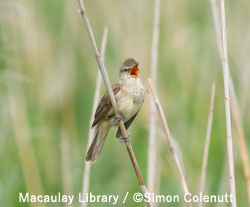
<box><xmin>114</xmin><ymin>116</ymin><xmax>122</xmax><ymax>123</ymax></box>
<box><xmin>119</xmin><ymin>134</ymin><xmax>131</xmax><ymax>143</ymax></box>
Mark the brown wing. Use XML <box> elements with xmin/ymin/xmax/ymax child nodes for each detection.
<box><xmin>116</xmin><ymin>111</ymin><xmax>139</xmax><ymax>138</ymax></box>
<box><xmin>91</xmin><ymin>83</ymin><xmax>121</xmax><ymax>127</ymax></box>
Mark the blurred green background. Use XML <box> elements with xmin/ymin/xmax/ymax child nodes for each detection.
<box><xmin>0</xmin><ymin>0</ymin><xmax>249</xmax><ymax>206</ymax></box>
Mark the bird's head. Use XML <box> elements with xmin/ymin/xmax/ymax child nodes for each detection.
<box><xmin>119</xmin><ymin>58</ymin><xmax>139</xmax><ymax>80</ymax></box>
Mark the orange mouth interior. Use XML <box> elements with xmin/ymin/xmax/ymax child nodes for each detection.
<box><xmin>129</xmin><ymin>64</ymin><xmax>139</xmax><ymax>77</ymax></box>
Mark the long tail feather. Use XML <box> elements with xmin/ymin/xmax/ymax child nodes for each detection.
<box><xmin>86</xmin><ymin>122</ymin><xmax>109</xmax><ymax>162</ymax></box>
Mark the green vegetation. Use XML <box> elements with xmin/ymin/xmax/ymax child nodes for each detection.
<box><xmin>0</xmin><ymin>0</ymin><xmax>249</xmax><ymax>206</ymax></box>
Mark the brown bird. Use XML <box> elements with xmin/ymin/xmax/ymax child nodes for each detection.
<box><xmin>86</xmin><ymin>58</ymin><xmax>147</xmax><ymax>162</ymax></box>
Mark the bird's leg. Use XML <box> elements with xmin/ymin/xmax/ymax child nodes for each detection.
<box><xmin>119</xmin><ymin>134</ymin><xmax>131</xmax><ymax>143</ymax></box>
<box><xmin>113</xmin><ymin>115</ymin><xmax>130</xmax><ymax>142</ymax></box>
<box><xmin>114</xmin><ymin>115</ymin><xmax>122</xmax><ymax>123</ymax></box>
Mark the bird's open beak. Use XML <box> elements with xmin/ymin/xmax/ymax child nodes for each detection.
<box><xmin>129</xmin><ymin>64</ymin><xmax>139</xmax><ymax>77</ymax></box>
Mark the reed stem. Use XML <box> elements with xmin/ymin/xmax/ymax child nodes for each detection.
<box><xmin>77</xmin><ymin>1</ymin><xmax>151</xmax><ymax>206</ymax></box>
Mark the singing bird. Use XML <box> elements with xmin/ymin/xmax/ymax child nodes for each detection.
<box><xmin>86</xmin><ymin>58</ymin><xmax>147</xmax><ymax>162</ymax></box>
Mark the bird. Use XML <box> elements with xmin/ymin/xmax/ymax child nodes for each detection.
<box><xmin>86</xmin><ymin>58</ymin><xmax>147</xmax><ymax>162</ymax></box>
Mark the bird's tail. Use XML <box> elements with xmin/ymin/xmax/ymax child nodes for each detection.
<box><xmin>86</xmin><ymin>121</ymin><xmax>110</xmax><ymax>162</ymax></box>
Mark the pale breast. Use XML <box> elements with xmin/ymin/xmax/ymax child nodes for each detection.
<box><xmin>116</xmin><ymin>78</ymin><xmax>147</xmax><ymax>122</ymax></box>
<box><xmin>116</xmin><ymin>93</ymin><xmax>141</xmax><ymax>122</ymax></box>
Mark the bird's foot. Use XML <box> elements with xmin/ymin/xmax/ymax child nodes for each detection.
<box><xmin>119</xmin><ymin>134</ymin><xmax>131</xmax><ymax>143</ymax></box>
<box><xmin>114</xmin><ymin>115</ymin><xmax>122</xmax><ymax>123</ymax></box>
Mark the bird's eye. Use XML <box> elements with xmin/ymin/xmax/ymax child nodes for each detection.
<box><xmin>125</xmin><ymin>69</ymin><xmax>128</xmax><ymax>72</ymax></box>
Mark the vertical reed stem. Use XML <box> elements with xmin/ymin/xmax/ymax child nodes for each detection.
<box><xmin>147</xmin><ymin>0</ymin><xmax>161</xmax><ymax>195</ymax></box>
<box><xmin>198</xmin><ymin>82</ymin><xmax>216</xmax><ymax>207</ymax></box>
<box><xmin>81</xmin><ymin>28</ymin><xmax>108</xmax><ymax>207</ymax></box>
<box><xmin>147</xmin><ymin>79</ymin><xmax>192</xmax><ymax>207</ymax></box>
<box><xmin>209</xmin><ymin>0</ymin><xmax>250</xmax><ymax>204</ymax></box>
<box><xmin>219</xmin><ymin>1</ymin><xmax>237</xmax><ymax>206</ymax></box>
